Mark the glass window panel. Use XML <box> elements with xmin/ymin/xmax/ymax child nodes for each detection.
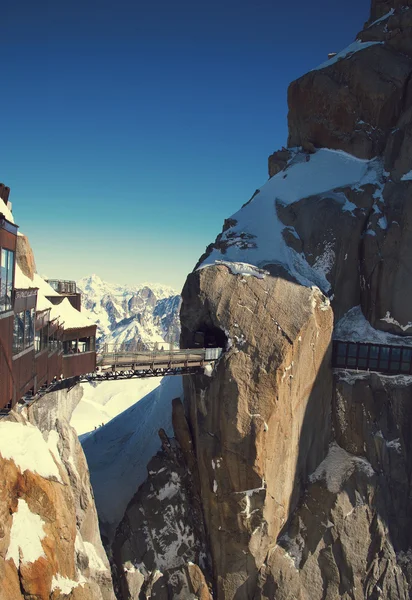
<box><xmin>358</xmin><ymin>346</ymin><xmax>369</xmax><ymax>358</ymax></box>
<box><xmin>369</xmin><ymin>359</ymin><xmax>378</xmax><ymax>369</ymax></box>
<box><xmin>401</xmin><ymin>348</ymin><xmax>412</xmax><ymax>362</ymax></box>
<box><xmin>13</xmin><ymin>312</ymin><xmax>24</xmax><ymax>354</ymax></box>
<box><xmin>0</xmin><ymin>249</ymin><xmax>14</xmax><ymax>312</ymax></box>
<box><xmin>336</xmin><ymin>356</ymin><xmax>346</xmax><ymax>367</ymax></box>
<box><xmin>391</xmin><ymin>348</ymin><xmax>401</xmax><ymax>361</ymax></box>
<box><xmin>380</xmin><ymin>347</ymin><xmax>390</xmax><ymax>360</ymax></box>
<box><xmin>358</xmin><ymin>359</ymin><xmax>367</xmax><ymax>368</ymax></box>
<box><xmin>379</xmin><ymin>360</ymin><xmax>389</xmax><ymax>370</ymax></box>
<box><xmin>24</xmin><ymin>309</ymin><xmax>34</xmax><ymax>348</ymax></box>
<box><xmin>389</xmin><ymin>361</ymin><xmax>400</xmax><ymax>372</ymax></box>
<box><xmin>7</xmin><ymin>249</ymin><xmax>14</xmax><ymax>310</ymax></box>
<box><xmin>370</xmin><ymin>346</ymin><xmax>379</xmax><ymax>358</ymax></box>
<box><xmin>35</xmin><ymin>331</ymin><xmax>41</xmax><ymax>352</ymax></box>
<box><xmin>347</xmin><ymin>357</ymin><xmax>357</xmax><ymax>366</ymax></box>
<box><xmin>337</xmin><ymin>343</ymin><xmax>347</xmax><ymax>357</ymax></box>
<box><xmin>401</xmin><ymin>363</ymin><xmax>410</xmax><ymax>373</ymax></box>
<box><xmin>348</xmin><ymin>344</ymin><xmax>358</xmax><ymax>357</ymax></box>
<box><xmin>0</xmin><ymin>249</ymin><xmax>6</xmax><ymax>312</ymax></box>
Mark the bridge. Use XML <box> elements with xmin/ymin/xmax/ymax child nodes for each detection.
<box><xmin>83</xmin><ymin>347</ymin><xmax>223</xmax><ymax>382</ymax></box>
<box><xmin>7</xmin><ymin>339</ymin><xmax>412</xmax><ymax>417</ymax></box>
<box><xmin>1</xmin><ymin>347</ymin><xmax>223</xmax><ymax>414</ymax></box>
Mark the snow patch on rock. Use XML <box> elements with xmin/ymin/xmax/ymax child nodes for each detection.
<box><xmin>0</xmin><ymin>422</ymin><xmax>63</xmax><ymax>482</ymax></box>
<box><xmin>313</xmin><ymin>40</ymin><xmax>383</xmax><ymax>72</ymax></box>
<box><xmin>6</xmin><ymin>499</ymin><xmax>46</xmax><ymax>566</ymax></box>
<box><xmin>335</xmin><ymin>306</ymin><xmax>412</xmax><ymax>346</ymax></box>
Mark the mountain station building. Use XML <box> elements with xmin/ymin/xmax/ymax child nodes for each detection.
<box><xmin>0</xmin><ymin>185</ymin><xmax>97</xmax><ymax>411</ymax></box>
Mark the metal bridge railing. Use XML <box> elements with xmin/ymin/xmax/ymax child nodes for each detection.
<box><xmin>97</xmin><ymin>347</ymin><xmax>222</xmax><ymax>369</ymax></box>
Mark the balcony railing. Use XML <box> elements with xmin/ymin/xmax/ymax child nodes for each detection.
<box><xmin>0</xmin><ymin>216</ymin><xmax>18</xmax><ymax>235</ymax></box>
<box><xmin>46</xmin><ymin>280</ymin><xmax>77</xmax><ymax>294</ymax></box>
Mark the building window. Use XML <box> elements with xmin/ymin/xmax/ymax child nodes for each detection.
<box><xmin>49</xmin><ymin>331</ymin><xmax>59</xmax><ymax>353</ymax></box>
<box><xmin>13</xmin><ymin>309</ymin><xmax>35</xmax><ymax>355</ymax></box>
<box><xmin>63</xmin><ymin>336</ymin><xmax>95</xmax><ymax>355</ymax></box>
<box><xmin>0</xmin><ymin>248</ymin><xmax>14</xmax><ymax>312</ymax></box>
<box><xmin>35</xmin><ymin>325</ymin><xmax>48</xmax><ymax>353</ymax></box>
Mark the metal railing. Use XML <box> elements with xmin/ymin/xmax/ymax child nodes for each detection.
<box><xmin>46</xmin><ymin>280</ymin><xmax>77</xmax><ymax>294</ymax></box>
<box><xmin>333</xmin><ymin>340</ymin><xmax>412</xmax><ymax>374</ymax></box>
<box><xmin>98</xmin><ymin>347</ymin><xmax>222</xmax><ymax>370</ymax></box>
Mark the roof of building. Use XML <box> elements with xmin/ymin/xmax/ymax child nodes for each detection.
<box><xmin>50</xmin><ymin>297</ymin><xmax>94</xmax><ymax>330</ymax></box>
<box><xmin>15</xmin><ymin>264</ymin><xmax>94</xmax><ymax>330</ymax></box>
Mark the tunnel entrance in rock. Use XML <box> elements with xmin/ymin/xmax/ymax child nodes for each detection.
<box><xmin>192</xmin><ymin>325</ymin><xmax>228</xmax><ymax>349</ymax></box>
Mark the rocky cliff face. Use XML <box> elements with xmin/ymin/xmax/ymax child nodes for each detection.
<box><xmin>180</xmin><ymin>267</ymin><xmax>333</xmax><ymax>599</ymax></box>
<box><xmin>0</xmin><ymin>386</ymin><xmax>115</xmax><ymax>600</ymax></box>
<box><xmin>175</xmin><ymin>1</ymin><xmax>412</xmax><ymax>599</ymax></box>
<box><xmin>112</xmin><ymin>410</ymin><xmax>212</xmax><ymax>600</ymax></box>
<box><xmin>16</xmin><ymin>234</ymin><xmax>36</xmax><ymax>280</ymax></box>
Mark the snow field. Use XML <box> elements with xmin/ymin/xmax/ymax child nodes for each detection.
<box><xmin>70</xmin><ymin>379</ymin><xmax>162</xmax><ymax>435</ymax></box>
<box><xmin>79</xmin><ymin>376</ymin><xmax>182</xmax><ymax>536</ymax></box>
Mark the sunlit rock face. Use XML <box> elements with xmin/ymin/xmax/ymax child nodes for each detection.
<box><xmin>16</xmin><ymin>234</ymin><xmax>36</xmax><ymax>280</ymax></box>
<box><xmin>0</xmin><ymin>388</ymin><xmax>115</xmax><ymax>600</ymax></box>
<box><xmin>180</xmin><ymin>265</ymin><xmax>333</xmax><ymax>599</ymax></box>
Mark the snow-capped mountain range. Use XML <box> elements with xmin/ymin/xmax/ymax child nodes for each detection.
<box><xmin>77</xmin><ymin>274</ymin><xmax>181</xmax><ymax>350</ymax></box>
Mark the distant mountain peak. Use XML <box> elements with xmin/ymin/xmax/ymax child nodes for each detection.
<box><xmin>77</xmin><ymin>275</ymin><xmax>181</xmax><ymax>350</ymax></box>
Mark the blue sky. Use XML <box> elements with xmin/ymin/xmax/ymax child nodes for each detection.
<box><xmin>2</xmin><ymin>0</ymin><xmax>370</xmax><ymax>291</ymax></box>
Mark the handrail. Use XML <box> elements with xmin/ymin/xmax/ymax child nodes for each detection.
<box><xmin>98</xmin><ymin>347</ymin><xmax>222</xmax><ymax>369</ymax></box>
<box><xmin>333</xmin><ymin>340</ymin><xmax>412</xmax><ymax>374</ymax></box>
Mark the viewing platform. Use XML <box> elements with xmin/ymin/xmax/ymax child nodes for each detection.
<box><xmin>46</xmin><ymin>279</ymin><xmax>81</xmax><ymax>310</ymax></box>
<box><xmin>333</xmin><ymin>340</ymin><xmax>412</xmax><ymax>375</ymax></box>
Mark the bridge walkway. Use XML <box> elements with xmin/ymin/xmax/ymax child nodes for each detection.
<box><xmin>86</xmin><ymin>347</ymin><xmax>222</xmax><ymax>382</ymax></box>
<box><xmin>0</xmin><ymin>348</ymin><xmax>223</xmax><ymax>414</ymax></box>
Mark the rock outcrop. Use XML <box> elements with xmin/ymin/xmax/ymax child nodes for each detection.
<box><xmin>180</xmin><ymin>266</ymin><xmax>333</xmax><ymax>599</ymax></box>
<box><xmin>0</xmin><ymin>387</ymin><xmax>115</xmax><ymax>600</ymax></box>
<box><xmin>16</xmin><ymin>233</ymin><xmax>36</xmax><ymax>280</ymax></box>
<box><xmin>112</xmin><ymin>403</ymin><xmax>212</xmax><ymax>600</ymax></box>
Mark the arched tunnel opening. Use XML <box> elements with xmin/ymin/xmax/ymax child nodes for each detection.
<box><xmin>192</xmin><ymin>324</ymin><xmax>228</xmax><ymax>349</ymax></box>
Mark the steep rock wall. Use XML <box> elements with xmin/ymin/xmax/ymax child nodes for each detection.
<box><xmin>0</xmin><ymin>387</ymin><xmax>115</xmax><ymax>600</ymax></box>
<box><xmin>255</xmin><ymin>372</ymin><xmax>412</xmax><ymax>599</ymax></box>
<box><xmin>112</xmin><ymin>419</ymin><xmax>212</xmax><ymax>600</ymax></box>
<box><xmin>180</xmin><ymin>265</ymin><xmax>333</xmax><ymax>599</ymax></box>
